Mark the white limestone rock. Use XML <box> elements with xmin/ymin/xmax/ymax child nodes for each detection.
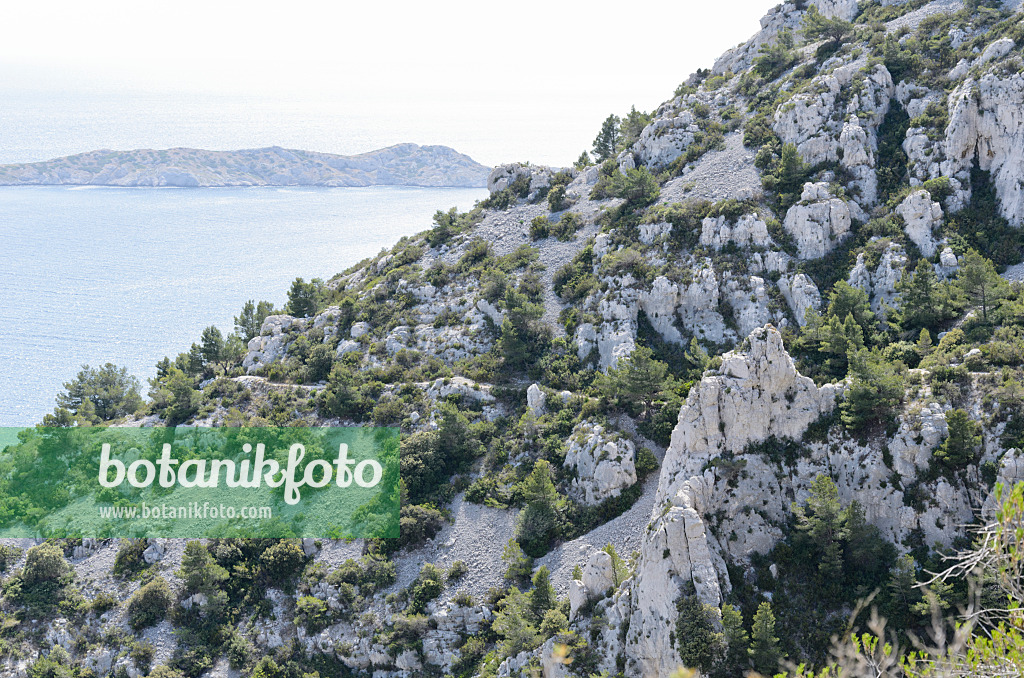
<box><xmin>896</xmin><ymin>189</ymin><xmax>943</xmax><ymax>257</ymax></box>
<box><xmin>243</xmin><ymin>314</ymin><xmax>303</xmax><ymax>373</ymax></box>
<box><xmin>564</xmin><ymin>421</ymin><xmax>638</xmax><ymax>505</ymax></box>
<box><xmin>777</xmin><ymin>273</ymin><xmax>822</xmax><ymax>325</ymax></box>
<box><xmin>582</xmin><ymin>550</ymin><xmax>617</xmax><ymax>596</ymax></box>
<box><xmin>942</xmin><ymin>73</ymin><xmax>1024</xmax><ymax>225</ymax></box>
<box><xmin>526</xmin><ymin>383</ymin><xmax>547</xmax><ymax>417</ymax></box>
<box><xmin>142</xmin><ymin>538</ymin><xmax>167</xmax><ymax>564</ymax></box>
<box><xmin>935</xmin><ymin>246</ymin><xmax>960</xmax><ymax>279</ymax></box>
<box><xmin>349</xmin><ymin>321</ymin><xmax>371</xmax><ymax>339</ymax></box>
<box><xmin>699</xmin><ymin>213</ymin><xmax>773</xmax><ymax>250</ymax></box>
<box><xmin>847</xmin><ymin>243</ymin><xmax>908</xmax><ymax>315</ymax></box>
<box><xmin>486</xmin><ymin>163</ymin><xmax>559</xmax><ymax>201</ymax></box>
<box><xmin>639</xmin><ymin>221</ymin><xmax>672</xmax><ymax>245</ymax></box>
<box><xmin>722</xmin><ymin>275</ymin><xmax>774</xmax><ymax>338</ymax></box>
<box><xmin>335</xmin><ymin>339</ymin><xmax>360</xmax><ymax>358</ymax></box>
<box><xmin>783</xmin><ymin>183</ymin><xmax>852</xmax><ymax>259</ymax></box>
<box><xmin>632</xmin><ymin>112</ymin><xmax>699</xmax><ymax>168</ymax></box>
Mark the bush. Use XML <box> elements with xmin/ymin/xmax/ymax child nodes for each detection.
<box><xmin>547</xmin><ymin>184</ymin><xmax>572</xmax><ymax>212</ymax></box>
<box><xmin>23</xmin><ymin>543</ymin><xmax>69</xmax><ymax>586</ymax></box>
<box><xmin>259</xmin><ymin>540</ymin><xmax>306</xmax><ymax>584</ymax></box>
<box><xmin>126</xmin><ymin>577</ymin><xmax>173</xmax><ymax>630</ymax></box>
<box><xmin>406</xmin><ymin>563</ymin><xmax>445</xmax><ymax>614</ymax></box>
<box><xmin>529</xmin><ymin>216</ymin><xmax>550</xmax><ymax>240</ymax></box>
<box><xmin>553</xmin><ymin>246</ymin><xmax>596</xmax><ymax>303</ymax></box>
<box><xmin>52</xmin><ymin>363</ymin><xmax>143</xmax><ymax>424</ymax></box>
<box><xmin>295</xmin><ymin>595</ymin><xmax>329</xmax><ymax>632</ymax></box>
<box><xmin>447</xmin><ymin>560</ymin><xmax>469</xmax><ymax>582</ymax></box>
<box><xmin>113</xmin><ymin>539</ymin><xmax>150</xmax><ymax>579</ymax></box>
<box><xmin>549</xmin><ymin>212</ymin><xmax>583</xmax><ymax>241</ymax></box>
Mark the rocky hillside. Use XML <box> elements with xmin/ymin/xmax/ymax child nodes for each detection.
<box><xmin>5</xmin><ymin>1</ymin><xmax>1024</xmax><ymax>677</ymax></box>
<box><xmin>0</xmin><ymin>143</ymin><xmax>489</xmax><ymax>187</ymax></box>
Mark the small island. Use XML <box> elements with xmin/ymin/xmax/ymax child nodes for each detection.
<box><xmin>0</xmin><ymin>143</ymin><xmax>489</xmax><ymax>188</ymax></box>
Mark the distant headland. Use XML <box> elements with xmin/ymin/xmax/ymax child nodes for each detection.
<box><xmin>0</xmin><ymin>143</ymin><xmax>490</xmax><ymax>188</ymax></box>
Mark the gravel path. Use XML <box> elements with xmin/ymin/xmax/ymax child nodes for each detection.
<box><xmin>659</xmin><ymin>133</ymin><xmax>762</xmax><ymax>206</ymax></box>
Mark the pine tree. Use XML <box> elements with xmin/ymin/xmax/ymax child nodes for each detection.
<box><xmin>801</xmin><ymin>4</ymin><xmax>853</xmax><ymax>45</ymax></box>
<box><xmin>234</xmin><ymin>300</ymin><xmax>274</xmax><ymax>342</ymax></box>
<box><xmin>827</xmin><ymin>281</ymin><xmax>876</xmax><ymax>339</ymax></box>
<box><xmin>515</xmin><ymin>461</ymin><xmax>562</xmax><ymax>556</ymax></box>
<box><xmin>884</xmin><ymin>554</ymin><xmax>920</xmax><ymax>631</ymax></box>
<box><xmin>749</xmin><ymin>601</ymin><xmax>781</xmax><ymax>675</ymax></box>
<box><xmin>199</xmin><ymin>326</ymin><xmax>225</xmax><ymax>369</ymax></box>
<box><xmin>592</xmin><ymin>114</ymin><xmax>621</xmax><ymax>162</ymax></box>
<box><xmin>841</xmin><ymin>348</ymin><xmax>905</xmax><ymax>431</ymax></box>
<box><xmin>956</xmin><ymin>249</ymin><xmax>1008</xmax><ymax>322</ymax></box>
<box><xmin>793</xmin><ymin>475</ymin><xmax>848</xmax><ymax>592</ymax></box>
<box><xmin>896</xmin><ymin>259</ymin><xmax>946</xmax><ymax>333</ymax></box>
<box><xmin>916</xmin><ymin>328</ymin><xmax>934</xmax><ymax>358</ymax></box>
<box><xmin>574</xmin><ymin>151</ymin><xmax>592</xmax><ymax>170</ymax></box>
<box><xmin>596</xmin><ymin>345</ymin><xmax>669</xmax><ymax>419</ymax></box>
<box><xmin>674</xmin><ymin>593</ymin><xmax>721</xmax><ymax>672</ymax></box>
<box><xmin>935</xmin><ymin>409</ymin><xmax>981</xmax><ymax>469</ymax></box>
<box><xmin>286</xmin><ymin>277</ymin><xmax>319</xmax><ymax>318</ymax></box>
<box><xmin>529</xmin><ymin>565</ymin><xmax>556</xmax><ymax>620</ymax></box>
<box><xmin>493</xmin><ymin>588</ymin><xmax>539</xmax><ymax>656</ymax></box>
<box><xmin>718</xmin><ymin>603</ymin><xmax>750</xmax><ymax>678</ymax></box>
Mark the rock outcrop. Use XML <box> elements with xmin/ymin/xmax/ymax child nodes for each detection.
<box><xmin>896</xmin><ymin>189</ymin><xmax>943</xmax><ymax>257</ymax></box>
<box><xmin>563</xmin><ymin>421</ymin><xmax>638</xmax><ymax>505</ymax></box>
<box><xmin>783</xmin><ymin>182</ymin><xmax>853</xmax><ymax>259</ymax></box>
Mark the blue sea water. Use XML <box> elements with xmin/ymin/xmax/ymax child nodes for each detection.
<box><xmin>0</xmin><ymin>185</ymin><xmax>487</xmax><ymax>426</ymax></box>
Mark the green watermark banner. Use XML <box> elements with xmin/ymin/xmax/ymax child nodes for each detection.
<box><xmin>0</xmin><ymin>427</ymin><xmax>399</xmax><ymax>538</ymax></box>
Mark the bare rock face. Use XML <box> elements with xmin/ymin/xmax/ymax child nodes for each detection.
<box><xmin>847</xmin><ymin>242</ymin><xmax>908</xmax><ymax>315</ymax></box>
<box><xmin>777</xmin><ymin>273</ymin><xmax>822</xmax><ymax>325</ymax></box>
<box><xmin>942</xmin><ymin>72</ymin><xmax>1024</xmax><ymax>225</ymax></box>
<box><xmin>774</xmin><ymin>63</ymin><xmax>893</xmax><ymax>174</ymax></box>
<box><xmin>486</xmin><ymin>163</ymin><xmax>561</xmax><ymax>201</ymax></box>
<box><xmin>526</xmin><ymin>383</ymin><xmax>547</xmax><ymax>417</ymax></box>
<box><xmin>783</xmin><ymin>182</ymin><xmax>853</xmax><ymax>259</ymax></box>
<box><xmin>633</xmin><ymin>111</ymin><xmax>699</xmax><ymax>168</ymax></box>
<box><xmin>656</xmin><ymin>325</ymin><xmax>839</xmax><ymax>505</ymax></box>
<box><xmin>896</xmin><ymin>189</ymin><xmax>943</xmax><ymax>257</ymax></box>
<box><xmin>563</xmin><ymin>421</ymin><xmax>638</xmax><ymax>506</ymax></box>
<box><xmin>699</xmin><ymin>213</ymin><xmax>773</xmax><ymax>250</ymax></box>
<box><xmin>243</xmin><ymin>314</ymin><xmax>303</xmax><ymax>373</ymax></box>
<box><xmin>609</xmin><ymin>326</ymin><xmax>839</xmax><ymax>675</ymax></box>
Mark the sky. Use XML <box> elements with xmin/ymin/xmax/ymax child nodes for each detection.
<box><xmin>0</xmin><ymin>0</ymin><xmax>777</xmax><ymax>167</ymax></box>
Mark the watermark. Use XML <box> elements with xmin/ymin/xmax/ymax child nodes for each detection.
<box><xmin>0</xmin><ymin>426</ymin><xmax>399</xmax><ymax>538</ymax></box>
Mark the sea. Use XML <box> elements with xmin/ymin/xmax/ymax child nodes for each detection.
<box><xmin>0</xmin><ymin>184</ymin><xmax>486</xmax><ymax>426</ymax></box>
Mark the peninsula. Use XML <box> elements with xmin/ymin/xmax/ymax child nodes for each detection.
<box><xmin>0</xmin><ymin>143</ymin><xmax>489</xmax><ymax>188</ymax></box>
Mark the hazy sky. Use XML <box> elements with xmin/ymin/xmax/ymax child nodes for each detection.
<box><xmin>0</xmin><ymin>0</ymin><xmax>777</xmax><ymax>166</ymax></box>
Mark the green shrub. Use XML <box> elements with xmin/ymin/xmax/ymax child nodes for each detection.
<box><xmin>406</xmin><ymin>563</ymin><xmax>445</xmax><ymax>614</ymax></box>
<box><xmin>547</xmin><ymin>184</ymin><xmax>572</xmax><ymax>212</ymax></box>
<box><xmin>549</xmin><ymin>212</ymin><xmax>583</xmax><ymax>241</ymax></box>
<box><xmin>259</xmin><ymin>540</ymin><xmax>306</xmax><ymax>584</ymax></box>
<box><xmin>295</xmin><ymin>595</ymin><xmax>329</xmax><ymax>632</ymax></box>
<box><xmin>447</xmin><ymin>560</ymin><xmax>469</xmax><ymax>582</ymax></box>
<box><xmin>22</xmin><ymin>543</ymin><xmax>69</xmax><ymax>586</ymax></box>
<box><xmin>126</xmin><ymin>577</ymin><xmax>173</xmax><ymax>630</ymax></box>
<box><xmin>529</xmin><ymin>216</ymin><xmax>550</xmax><ymax>240</ymax></box>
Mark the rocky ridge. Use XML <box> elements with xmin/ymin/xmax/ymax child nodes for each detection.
<box><xmin>0</xmin><ymin>143</ymin><xmax>489</xmax><ymax>188</ymax></box>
